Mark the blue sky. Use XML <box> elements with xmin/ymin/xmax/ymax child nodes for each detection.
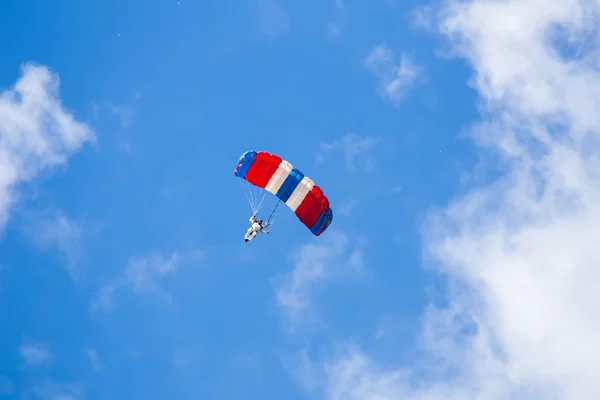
<box><xmin>2</xmin><ymin>0</ymin><xmax>599</xmax><ymax>399</ymax></box>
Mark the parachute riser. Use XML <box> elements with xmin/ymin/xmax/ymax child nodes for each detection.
<box><xmin>266</xmin><ymin>199</ymin><xmax>282</xmax><ymax>226</ymax></box>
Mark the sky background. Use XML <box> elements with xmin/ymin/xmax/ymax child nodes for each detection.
<box><xmin>1</xmin><ymin>0</ymin><xmax>599</xmax><ymax>399</ymax></box>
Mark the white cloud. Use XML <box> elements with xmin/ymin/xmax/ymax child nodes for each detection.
<box><xmin>364</xmin><ymin>44</ymin><xmax>420</xmax><ymax>104</ymax></box>
<box><xmin>125</xmin><ymin>252</ymin><xmax>179</xmax><ymax>293</ymax></box>
<box><xmin>23</xmin><ymin>380</ymin><xmax>83</xmax><ymax>400</ymax></box>
<box><xmin>92</xmin><ymin>252</ymin><xmax>180</xmax><ymax>312</ymax></box>
<box><xmin>91</xmin><ymin>282</ymin><xmax>119</xmax><ymax>313</ymax></box>
<box><xmin>318</xmin><ymin>133</ymin><xmax>377</xmax><ymax>171</ymax></box>
<box><xmin>338</xmin><ymin>202</ymin><xmax>357</xmax><ymax>216</ymax></box>
<box><xmin>21</xmin><ymin>209</ymin><xmax>84</xmax><ymax>275</ymax></box>
<box><xmin>326</xmin><ymin>0</ymin><xmax>346</xmax><ymax>41</ymax></box>
<box><xmin>316</xmin><ymin>0</ymin><xmax>600</xmax><ymax>399</ymax></box>
<box><xmin>106</xmin><ymin>103</ymin><xmax>134</xmax><ymax>127</ymax></box>
<box><xmin>274</xmin><ymin>231</ymin><xmax>363</xmax><ymax>330</ymax></box>
<box><xmin>87</xmin><ymin>348</ymin><xmax>101</xmax><ymax>372</ymax></box>
<box><xmin>20</xmin><ymin>343</ymin><xmax>51</xmax><ymax>366</ymax></box>
<box><xmin>327</xmin><ymin>22</ymin><xmax>343</xmax><ymax>41</ymax></box>
<box><xmin>0</xmin><ymin>63</ymin><xmax>94</xmax><ymax>232</ymax></box>
<box><xmin>258</xmin><ymin>0</ymin><xmax>290</xmax><ymax>36</ymax></box>
<box><xmin>284</xmin><ymin>349</ymin><xmax>323</xmax><ymax>392</ymax></box>
<box><xmin>91</xmin><ymin>92</ymin><xmax>141</xmax><ymax>128</ymax></box>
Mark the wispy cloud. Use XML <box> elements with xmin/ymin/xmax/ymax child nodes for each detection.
<box><xmin>326</xmin><ymin>0</ymin><xmax>346</xmax><ymax>41</ymax></box>
<box><xmin>283</xmin><ymin>349</ymin><xmax>323</xmax><ymax>392</ymax></box>
<box><xmin>0</xmin><ymin>63</ymin><xmax>95</xmax><ymax>232</ymax></box>
<box><xmin>91</xmin><ymin>92</ymin><xmax>141</xmax><ymax>128</ymax></box>
<box><xmin>92</xmin><ymin>282</ymin><xmax>120</xmax><ymax>313</ymax></box>
<box><xmin>106</xmin><ymin>103</ymin><xmax>134</xmax><ymax>128</ymax></box>
<box><xmin>92</xmin><ymin>252</ymin><xmax>181</xmax><ymax>312</ymax></box>
<box><xmin>318</xmin><ymin>133</ymin><xmax>377</xmax><ymax>171</ymax></box>
<box><xmin>21</xmin><ymin>209</ymin><xmax>86</xmax><ymax>276</ymax></box>
<box><xmin>23</xmin><ymin>379</ymin><xmax>84</xmax><ymax>400</ymax></box>
<box><xmin>20</xmin><ymin>343</ymin><xmax>51</xmax><ymax>366</ymax></box>
<box><xmin>274</xmin><ymin>231</ymin><xmax>363</xmax><ymax>330</ymax></box>
<box><xmin>125</xmin><ymin>252</ymin><xmax>179</xmax><ymax>293</ymax></box>
<box><xmin>86</xmin><ymin>348</ymin><xmax>101</xmax><ymax>372</ymax></box>
<box><xmin>327</xmin><ymin>22</ymin><xmax>342</xmax><ymax>41</ymax></box>
<box><xmin>364</xmin><ymin>44</ymin><xmax>420</xmax><ymax>104</ymax></box>
<box><xmin>312</xmin><ymin>0</ymin><xmax>600</xmax><ymax>398</ymax></box>
<box><xmin>338</xmin><ymin>202</ymin><xmax>357</xmax><ymax>216</ymax></box>
<box><xmin>257</xmin><ymin>0</ymin><xmax>290</xmax><ymax>36</ymax></box>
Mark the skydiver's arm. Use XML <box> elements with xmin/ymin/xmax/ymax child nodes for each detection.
<box><xmin>260</xmin><ymin>228</ymin><xmax>270</xmax><ymax>234</ymax></box>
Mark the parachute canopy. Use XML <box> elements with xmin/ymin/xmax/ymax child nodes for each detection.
<box><xmin>234</xmin><ymin>150</ymin><xmax>333</xmax><ymax>236</ymax></box>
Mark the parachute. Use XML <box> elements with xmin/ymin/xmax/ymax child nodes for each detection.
<box><xmin>234</xmin><ymin>150</ymin><xmax>333</xmax><ymax>236</ymax></box>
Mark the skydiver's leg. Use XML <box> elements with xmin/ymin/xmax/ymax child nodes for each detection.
<box><xmin>246</xmin><ymin>230</ymin><xmax>257</xmax><ymax>242</ymax></box>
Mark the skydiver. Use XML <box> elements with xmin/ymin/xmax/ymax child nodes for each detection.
<box><xmin>244</xmin><ymin>215</ymin><xmax>270</xmax><ymax>242</ymax></box>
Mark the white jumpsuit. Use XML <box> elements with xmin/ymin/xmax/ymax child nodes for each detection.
<box><xmin>244</xmin><ymin>216</ymin><xmax>268</xmax><ymax>242</ymax></box>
